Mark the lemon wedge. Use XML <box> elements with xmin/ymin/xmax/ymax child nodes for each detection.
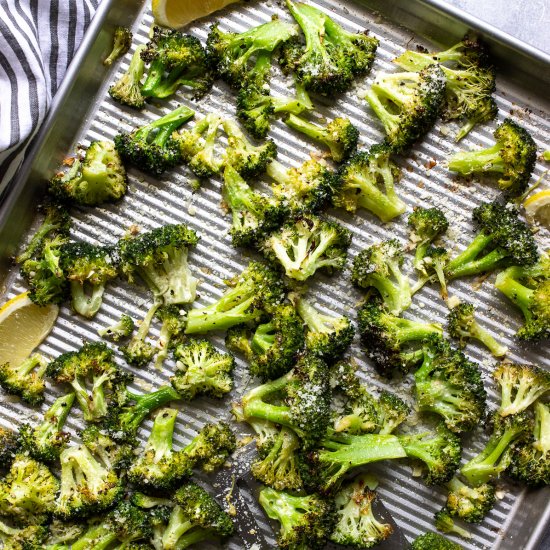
<box><xmin>0</xmin><ymin>292</ymin><xmax>58</xmax><ymax>366</ymax></box>
<box><xmin>523</xmin><ymin>189</ymin><xmax>550</xmax><ymax>228</ymax></box>
<box><xmin>152</xmin><ymin>0</ymin><xmax>239</xmax><ymax>29</ymax></box>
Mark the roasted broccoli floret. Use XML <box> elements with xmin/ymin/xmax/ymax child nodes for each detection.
<box><xmin>280</xmin><ymin>0</ymin><xmax>378</xmax><ymax>95</ymax></box>
<box><xmin>173</xmin><ymin>113</ymin><xmax>224</xmax><ymax>178</ymax></box>
<box><xmin>0</xmin><ymin>353</ymin><xmax>48</xmax><ymax>405</ymax></box>
<box><xmin>460</xmin><ymin>411</ymin><xmax>532</xmax><ymax>486</ymax></box>
<box><xmin>185</xmin><ymin>261</ymin><xmax>285</xmax><ymax>334</ymax></box>
<box><xmin>330</xmin><ymin>475</ymin><xmax>393</xmax><ymax>548</ymax></box>
<box><xmin>268</xmin><ymin>157</ymin><xmax>339</xmax><ymax>214</ymax></box>
<box><xmin>412</xmin><ymin>531</ymin><xmax>463</xmax><ymax>550</ymax></box>
<box><xmin>59</xmin><ymin>241</ymin><xmax>118</xmax><ymax>318</ymax></box>
<box><xmin>222</xmin><ymin>118</ymin><xmax>277</xmax><ymax>178</ymax></box>
<box><xmin>413</xmin><ymin>245</ymin><xmax>450</xmax><ymax>299</ymax></box>
<box><xmin>46</xmin><ymin>342</ymin><xmax>129</xmax><ymax>423</ymax></box>
<box><xmin>495</xmin><ymin>252</ymin><xmax>550</xmax><ymax>340</ymax></box>
<box><xmin>508</xmin><ymin>400</ymin><xmax>550</xmax><ymax>487</ymax></box>
<box><xmin>0</xmin><ymin>519</ymin><xmax>47</xmax><ymax>550</ymax></box>
<box><xmin>242</xmin><ymin>354</ymin><xmax>331</xmax><ymax>448</ymax></box>
<box><xmin>170</xmin><ymin>340</ymin><xmax>234</xmax><ymax>400</ymax></box>
<box><xmin>493</xmin><ymin>363</ymin><xmax>550</xmax><ymax>417</ymax></box>
<box><xmin>128</xmin><ymin>408</ymin><xmax>191</xmax><ymax>490</ymax></box>
<box><xmin>394</xmin><ymin>36</ymin><xmax>497</xmax><ymax>140</ymax></box>
<box><xmin>19</xmin><ymin>393</ymin><xmax>74</xmax><ymax>462</ymax></box>
<box><xmin>434</xmin><ymin>508</ymin><xmax>471</xmax><ymax>539</ymax></box>
<box><xmin>357</xmin><ymin>301</ymin><xmax>443</xmax><ymax>375</ymax></box>
<box><xmin>363</xmin><ymin>64</ymin><xmax>445</xmax><ymax>152</ymax></box>
<box><xmin>104</xmin><ymin>26</ymin><xmax>132</xmax><ymax>66</ymax></box>
<box><xmin>408</xmin><ymin>207</ymin><xmax>449</xmax><ymax>274</ymax></box>
<box><xmin>80</xmin><ymin>424</ymin><xmax>133</xmax><ymax>471</ymax></box>
<box><xmin>140</xmin><ymin>27</ymin><xmax>212</xmax><ymax>99</ymax></box>
<box><xmin>154</xmin><ymin>305</ymin><xmax>187</xmax><ymax>370</ymax></box>
<box><xmin>262</xmin><ymin>214</ymin><xmax>351</xmax><ymax>281</ymax></box>
<box><xmin>0</xmin><ymin>454</ymin><xmax>59</xmax><ymax>524</ymax></box>
<box><xmin>444</xmin><ymin>476</ymin><xmax>496</xmax><ymax>523</ymax></box>
<box><xmin>207</xmin><ymin>18</ymin><xmax>298</xmax><ymax>88</ymax></box>
<box><xmin>445</xmin><ymin>201</ymin><xmax>538</xmax><ymax>280</ymax></box>
<box><xmin>232</xmin><ymin>403</ymin><xmax>280</xmax><ymax>457</ymax></box>
<box><xmin>352</xmin><ymin>240</ymin><xmax>412</xmax><ymax>315</ymax></box>
<box><xmin>222</xmin><ymin>164</ymin><xmax>287</xmax><ymax>248</ymax></box>
<box><xmin>114</xmin><ymin>104</ymin><xmax>194</xmax><ymax>176</ymax></box>
<box><xmin>272</xmin><ymin>76</ymin><xmax>314</xmax><ymax>116</ymax></box>
<box><xmin>98</xmin><ymin>313</ymin><xmax>135</xmax><ymax>341</ymax></box>
<box><xmin>285</xmin><ymin>114</ymin><xmax>359</xmax><ymax>162</ymax></box>
<box><xmin>109</xmin><ymin>44</ymin><xmax>147</xmax><ymax>109</ymax></box>
<box><xmin>50</xmin><ymin>141</ymin><xmax>127</xmax><ymax>205</ymax></box>
<box><xmin>292</xmin><ymin>294</ymin><xmax>354</xmax><ymax>363</ymax></box>
<box><xmin>334</xmin><ymin>143</ymin><xmax>406</xmax><ymax>223</ymax></box>
<box><xmin>121</xmin><ymin>302</ymin><xmax>160</xmax><ymax>368</ymax></box>
<box><xmin>259</xmin><ymin>486</ymin><xmax>335</xmax><ymax>550</ymax></box>
<box><xmin>448</xmin><ymin>119</ymin><xmax>537</xmax><ymax>197</ymax></box>
<box><xmin>251</xmin><ymin>426</ymin><xmax>303</xmax><ymax>492</ymax></box>
<box><xmin>0</xmin><ymin>428</ymin><xmax>19</xmax><ymax>469</ymax></box>
<box><xmin>414</xmin><ymin>338</ymin><xmax>486</xmax><ymax>433</ymax></box>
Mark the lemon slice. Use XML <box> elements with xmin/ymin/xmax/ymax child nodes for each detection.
<box><xmin>152</xmin><ymin>0</ymin><xmax>239</xmax><ymax>29</ymax></box>
<box><xmin>524</xmin><ymin>189</ymin><xmax>550</xmax><ymax>228</ymax></box>
<box><xmin>0</xmin><ymin>292</ymin><xmax>58</xmax><ymax>366</ymax></box>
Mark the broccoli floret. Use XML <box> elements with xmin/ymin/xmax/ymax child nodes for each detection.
<box><xmin>0</xmin><ymin>428</ymin><xmax>19</xmax><ymax>469</ymax></box>
<box><xmin>153</xmin><ymin>482</ymin><xmax>234</xmax><ymax>548</ymax></box>
<box><xmin>0</xmin><ymin>519</ymin><xmax>47</xmax><ymax>550</ymax></box>
<box><xmin>170</xmin><ymin>340</ymin><xmax>234</xmax><ymax>400</ymax></box>
<box><xmin>460</xmin><ymin>412</ymin><xmax>532</xmax><ymax>486</ymax></box>
<box><xmin>121</xmin><ymin>302</ymin><xmax>161</xmax><ymax>367</ymax></box>
<box><xmin>268</xmin><ymin>158</ymin><xmax>339</xmax><ymax>214</ymax></box>
<box><xmin>445</xmin><ymin>201</ymin><xmax>539</xmax><ymax>280</ymax></box>
<box><xmin>0</xmin><ymin>454</ymin><xmax>59</xmax><ymax>525</ymax></box>
<box><xmin>414</xmin><ymin>337</ymin><xmax>486</xmax><ymax>433</ymax></box>
<box><xmin>330</xmin><ymin>475</ymin><xmax>393</xmax><ymax>548</ymax></box>
<box><xmin>434</xmin><ymin>508</ymin><xmax>471</xmax><ymax>539</ymax></box>
<box><xmin>128</xmin><ymin>408</ymin><xmax>191</xmax><ymax>490</ymax></box>
<box><xmin>334</xmin><ymin>143</ymin><xmax>406</xmax><ymax>223</ymax></box>
<box><xmin>103</xmin><ymin>384</ymin><xmax>181</xmax><ymax>442</ymax></box>
<box><xmin>232</xmin><ymin>403</ymin><xmax>280</xmax><ymax>457</ymax></box>
<box><xmin>50</xmin><ymin>141</ymin><xmax>127</xmax><ymax>205</ymax></box>
<box><xmin>292</xmin><ymin>294</ymin><xmax>354</xmax><ymax>363</ymax></box>
<box><xmin>109</xmin><ymin>44</ymin><xmax>147</xmax><ymax>109</ymax></box>
<box><xmin>98</xmin><ymin>313</ymin><xmax>135</xmax><ymax>341</ymax></box>
<box><xmin>59</xmin><ymin>241</ymin><xmax>118</xmax><ymax>318</ymax></box>
<box><xmin>46</xmin><ymin>342</ymin><xmax>129</xmax><ymax>423</ymax></box>
<box><xmin>285</xmin><ymin>114</ymin><xmax>359</xmax><ymax>162</ymax></box>
<box><xmin>444</xmin><ymin>476</ymin><xmax>496</xmax><ymax>523</ymax></box>
<box><xmin>80</xmin><ymin>425</ymin><xmax>133</xmax><ymax>471</ymax></box>
<box><xmin>153</xmin><ymin>305</ymin><xmax>186</xmax><ymax>370</ymax></box>
<box><xmin>259</xmin><ymin>486</ymin><xmax>335</xmax><ymax>549</ymax></box>
<box><xmin>185</xmin><ymin>261</ymin><xmax>285</xmax><ymax>334</ymax></box>
<box><xmin>262</xmin><ymin>214</ymin><xmax>351</xmax><ymax>281</ymax></box>
<box><xmin>206</xmin><ymin>18</ymin><xmax>298</xmax><ymax>88</ymax></box>
<box><xmin>272</xmin><ymin>76</ymin><xmax>314</xmax><ymax>116</ymax></box>
<box><xmin>495</xmin><ymin>253</ymin><xmax>550</xmax><ymax>340</ymax></box>
<box><xmin>114</xmin><ymin>104</ymin><xmax>194</xmax><ymax>176</ymax></box>
<box><xmin>0</xmin><ymin>353</ymin><xmax>48</xmax><ymax>406</ymax></box>
<box><xmin>222</xmin><ymin>164</ymin><xmax>287</xmax><ymax>248</ymax></box>
<box><xmin>140</xmin><ymin>27</ymin><xmax>212</xmax><ymax>100</ymax></box>
<box><xmin>363</xmin><ymin>64</ymin><xmax>445</xmax><ymax>152</ymax></box>
<box><xmin>493</xmin><ymin>363</ymin><xmax>550</xmax><ymax>417</ymax></box>
<box><xmin>173</xmin><ymin>113</ymin><xmax>224</xmax><ymax>178</ymax></box>
<box><xmin>104</xmin><ymin>26</ymin><xmax>132</xmax><ymax>66</ymax></box>
<box><xmin>408</xmin><ymin>207</ymin><xmax>449</xmax><ymax>274</ymax></box>
<box><xmin>242</xmin><ymin>354</ymin><xmax>331</xmax><ymax>448</ymax></box>
<box><xmin>352</xmin><ymin>240</ymin><xmax>412</xmax><ymax>315</ymax></box>
<box><xmin>508</xmin><ymin>401</ymin><xmax>550</xmax><ymax>487</ymax></box>
<box><xmin>412</xmin><ymin>531</ymin><xmax>463</xmax><ymax>550</ymax></box>
<box><xmin>222</xmin><ymin>118</ymin><xmax>277</xmax><ymax>178</ymax></box>
<box><xmin>448</xmin><ymin>119</ymin><xmax>537</xmax><ymax>197</ymax></box>
<box><xmin>280</xmin><ymin>0</ymin><xmax>378</xmax><ymax>95</ymax></box>
<box><xmin>19</xmin><ymin>393</ymin><xmax>74</xmax><ymax>462</ymax></box>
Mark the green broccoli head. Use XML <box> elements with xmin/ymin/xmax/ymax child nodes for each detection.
<box><xmin>80</xmin><ymin>424</ymin><xmax>134</xmax><ymax>471</ymax></box>
<box><xmin>98</xmin><ymin>313</ymin><xmax>135</xmax><ymax>341</ymax></box>
<box><xmin>262</xmin><ymin>214</ymin><xmax>351</xmax><ymax>281</ymax></box>
<box><xmin>236</xmin><ymin>80</ymin><xmax>276</xmax><ymax>139</ymax></box>
<box><xmin>0</xmin><ymin>427</ymin><xmax>19</xmax><ymax>469</ymax></box>
<box><xmin>0</xmin><ymin>353</ymin><xmax>48</xmax><ymax>406</ymax></box>
<box><xmin>408</xmin><ymin>206</ymin><xmax>449</xmax><ymax>273</ymax></box>
<box><xmin>50</xmin><ymin>141</ymin><xmax>127</xmax><ymax>206</ymax></box>
<box><xmin>109</xmin><ymin>44</ymin><xmax>147</xmax><ymax>109</ymax></box>
<box><xmin>411</xmin><ymin>531</ymin><xmax>463</xmax><ymax>550</ymax></box>
<box><xmin>0</xmin><ymin>519</ymin><xmax>48</xmax><ymax>550</ymax></box>
<box><xmin>445</xmin><ymin>476</ymin><xmax>496</xmax><ymax>523</ymax></box>
<box><xmin>104</xmin><ymin>26</ymin><xmax>132</xmax><ymax>66</ymax></box>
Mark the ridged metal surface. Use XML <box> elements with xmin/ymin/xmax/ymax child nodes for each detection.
<box><xmin>0</xmin><ymin>1</ymin><xmax>549</xmax><ymax>549</ymax></box>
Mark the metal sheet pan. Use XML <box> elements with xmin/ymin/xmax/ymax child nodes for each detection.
<box><xmin>0</xmin><ymin>1</ymin><xmax>549</xmax><ymax>548</ymax></box>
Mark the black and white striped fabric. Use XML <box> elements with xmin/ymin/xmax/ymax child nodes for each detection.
<box><xmin>0</xmin><ymin>0</ymin><xmax>100</xmax><ymax>199</ymax></box>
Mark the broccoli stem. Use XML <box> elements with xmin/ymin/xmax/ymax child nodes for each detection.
<box><xmin>145</xmin><ymin>408</ymin><xmax>177</xmax><ymax>461</ymax></box>
<box><xmin>72</xmin><ymin>524</ymin><xmax>116</xmax><ymax>550</ymax></box>
<box><xmin>36</xmin><ymin>393</ymin><xmax>75</xmax><ymax>447</ymax></box>
<box><xmin>16</xmin><ymin>217</ymin><xmax>59</xmax><ymax>264</ymax></box>
<box><xmin>494</xmin><ymin>268</ymin><xmax>533</xmax><ymax>320</ymax></box>
<box><xmin>272</xmin><ymin>81</ymin><xmax>313</xmax><ymax>114</ymax></box>
<box><xmin>135</xmin><ymin>105</ymin><xmax>195</xmax><ymax>146</ymax></box>
<box><xmin>448</xmin><ymin>143</ymin><xmax>505</xmax><ymax>175</ymax></box>
<box><xmin>295</xmin><ymin>297</ymin><xmax>333</xmax><ymax>334</ymax></box>
<box><xmin>320</xmin><ymin>433</ymin><xmax>407</xmax><ymax>464</ymax></box>
<box><xmin>162</xmin><ymin>506</ymin><xmax>195</xmax><ymax>548</ymax></box>
<box><xmin>223</xmin><ymin>165</ymin><xmax>262</xmax><ymax>217</ymax></box>
<box><xmin>259</xmin><ymin>486</ymin><xmax>306</xmax><ymax>531</ymax></box>
<box><xmin>251</xmin><ymin>323</ymin><xmax>275</xmax><ymax>354</ymax></box>
<box><xmin>285</xmin><ymin>114</ymin><xmax>327</xmax><ymax>143</ymax></box>
<box><xmin>266</xmin><ymin>160</ymin><xmax>290</xmax><ymax>186</ymax></box>
<box><xmin>465</xmin><ymin>321</ymin><xmax>508</xmax><ymax>358</ymax></box>
<box><xmin>70</xmin><ymin>280</ymin><xmax>105</xmax><ymax>318</ymax></box>
<box><xmin>12</xmin><ymin>354</ymin><xmax>48</xmax><ymax>380</ymax></box>
<box><xmin>363</xmin><ymin>89</ymin><xmax>399</xmax><ymax>135</ymax></box>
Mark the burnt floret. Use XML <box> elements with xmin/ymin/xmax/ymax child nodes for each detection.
<box><xmin>448</xmin><ymin>118</ymin><xmax>537</xmax><ymax>197</ymax></box>
<box><xmin>0</xmin><ymin>353</ymin><xmax>48</xmax><ymax>406</ymax></box>
<box><xmin>109</xmin><ymin>45</ymin><xmax>147</xmax><ymax>109</ymax></box>
<box><xmin>262</xmin><ymin>214</ymin><xmax>351</xmax><ymax>281</ymax></box>
<box><xmin>49</xmin><ymin>141</ymin><xmax>127</xmax><ymax>206</ymax></box>
<box><xmin>114</xmin><ymin>104</ymin><xmax>194</xmax><ymax>176</ymax></box>
<box><xmin>98</xmin><ymin>313</ymin><xmax>135</xmax><ymax>341</ymax></box>
<box><xmin>104</xmin><ymin>26</ymin><xmax>132</xmax><ymax>66</ymax></box>
<box><xmin>170</xmin><ymin>340</ymin><xmax>234</xmax><ymax>400</ymax></box>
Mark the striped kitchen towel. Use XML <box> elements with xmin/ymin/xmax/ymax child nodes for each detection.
<box><xmin>0</xmin><ymin>0</ymin><xmax>100</xmax><ymax>200</ymax></box>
